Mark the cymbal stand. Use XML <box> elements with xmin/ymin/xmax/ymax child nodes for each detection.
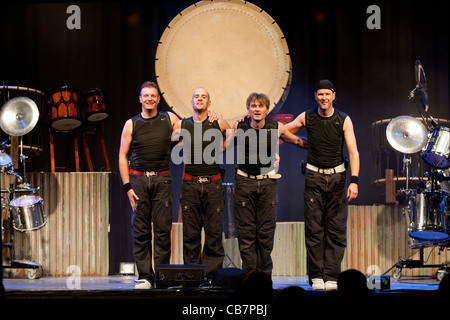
<box><xmin>409</xmin><ymin>87</ymin><xmax>438</xmax><ymax>131</ymax></box>
<box><xmin>397</xmin><ymin>154</ymin><xmax>413</xmax><ymax>204</ymax></box>
<box><xmin>16</xmin><ymin>136</ymin><xmax>30</xmax><ymax>189</ymax></box>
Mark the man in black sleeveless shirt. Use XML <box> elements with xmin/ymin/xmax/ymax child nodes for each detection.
<box><xmin>233</xmin><ymin>93</ymin><xmax>307</xmax><ymax>277</ymax></box>
<box><xmin>119</xmin><ymin>81</ymin><xmax>179</xmax><ymax>289</ymax></box>
<box><xmin>172</xmin><ymin>87</ymin><xmax>231</xmax><ymax>278</ymax></box>
<box><xmin>286</xmin><ymin>80</ymin><xmax>360</xmax><ymax>290</ymax></box>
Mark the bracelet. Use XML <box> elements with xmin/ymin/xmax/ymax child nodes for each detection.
<box><xmin>123</xmin><ymin>182</ymin><xmax>132</xmax><ymax>192</ymax></box>
<box><xmin>350</xmin><ymin>176</ymin><xmax>359</xmax><ymax>185</ymax></box>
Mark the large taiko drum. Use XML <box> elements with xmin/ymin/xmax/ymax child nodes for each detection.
<box><xmin>155</xmin><ymin>0</ymin><xmax>292</xmax><ymax>125</ymax></box>
<box><xmin>84</xmin><ymin>89</ymin><xmax>111</xmax><ymax>122</ymax></box>
<box><xmin>0</xmin><ymin>86</ymin><xmax>46</xmax><ymax>158</ymax></box>
<box><xmin>48</xmin><ymin>86</ymin><xmax>82</xmax><ymax>131</ymax></box>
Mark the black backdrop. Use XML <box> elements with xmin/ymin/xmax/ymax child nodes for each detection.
<box><xmin>1</xmin><ymin>0</ymin><xmax>448</xmax><ymax>222</ymax></box>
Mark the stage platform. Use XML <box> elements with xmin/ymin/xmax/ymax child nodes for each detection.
<box><xmin>2</xmin><ymin>275</ymin><xmax>442</xmax><ymax>292</ymax></box>
<box><xmin>2</xmin><ymin>275</ymin><xmax>447</xmax><ymax>318</ymax></box>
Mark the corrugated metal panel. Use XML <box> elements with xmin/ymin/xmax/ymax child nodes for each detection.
<box><xmin>343</xmin><ymin>205</ymin><xmax>450</xmax><ymax>277</ymax></box>
<box><xmin>3</xmin><ymin>172</ymin><xmax>448</xmax><ymax>278</ymax></box>
<box><xmin>273</xmin><ymin>222</ymin><xmax>306</xmax><ymax>276</ymax></box>
<box><xmin>1</xmin><ymin>172</ymin><xmax>109</xmax><ymax>276</ymax></box>
<box><xmin>168</xmin><ymin>205</ymin><xmax>450</xmax><ymax>277</ymax></box>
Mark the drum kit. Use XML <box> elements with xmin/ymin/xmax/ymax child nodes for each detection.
<box><xmin>385</xmin><ymin>60</ymin><xmax>450</xmax><ymax>279</ymax></box>
<box><xmin>0</xmin><ymin>84</ymin><xmax>111</xmax><ymax>277</ymax></box>
<box><xmin>1</xmin><ymin>90</ymin><xmax>46</xmax><ymax>278</ymax></box>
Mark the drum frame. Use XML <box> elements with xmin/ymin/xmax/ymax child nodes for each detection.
<box><xmin>0</xmin><ymin>86</ymin><xmax>46</xmax><ymax>159</ymax></box>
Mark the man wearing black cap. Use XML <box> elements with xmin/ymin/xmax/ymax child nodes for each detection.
<box><xmin>285</xmin><ymin>80</ymin><xmax>360</xmax><ymax>290</ymax></box>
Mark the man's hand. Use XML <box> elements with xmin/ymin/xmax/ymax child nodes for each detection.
<box><xmin>127</xmin><ymin>189</ymin><xmax>140</xmax><ymax>211</ymax></box>
<box><xmin>347</xmin><ymin>183</ymin><xmax>358</xmax><ymax>202</ymax></box>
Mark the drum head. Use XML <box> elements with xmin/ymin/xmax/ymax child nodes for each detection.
<box><xmin>155</xmin><ymin>0</ymin><xmax>292</xmax><ymax>125</ymax></box>
<box><xmin>0</xmin><ymin>151</ymin><xmax>12</xmax><ymax>167</ymax></box>
<box><xmin>10</xmin><ymin>194</ymin><xmax>42</xmax><ymax>207</ymax></box>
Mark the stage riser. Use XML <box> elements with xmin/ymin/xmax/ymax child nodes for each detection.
<box><xmin>2</xmin><ymin>173</ymin><xmax>449</xmax><ymax>277</ymax></box>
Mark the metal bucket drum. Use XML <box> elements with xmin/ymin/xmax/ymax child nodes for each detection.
<box><xmin>48</xmin><ymin>86</ymin><xmax>82</xmax><ymax>131</ymax></box>
<box><xmin>0</xmin><ymin>86</ymin><xmax>46</xmax><ymax>157</ymax></box>
<box><xmin>84</xmin><ymin>89</ymin><xmax>110</xmax><ymax>122</ymax></box>
<box><xmin>155</xmin><ymin>0</ymin><xmax>292</xmax><ymax>125</ymax></box>
<box><xmin>408</xmin><ymin>189</ymin><xmax>449</xmax><ymax>241</ymax></box>
<box><xmin>0</xmin><ymin>151</ymin><xmax>13</xmax><ymax>172</ymax></box>
<box><xmin>422</xmin><ymin>126</ymin><xmax>450</xmax><ymax>169</ymax></box>
<box><xmin>9</xmin><ymin>194</ymin><xmax>46</xmax><ymax>232</ymax></box>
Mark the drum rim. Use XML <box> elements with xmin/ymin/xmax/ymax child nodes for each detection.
<box><xmin>0</xmin><ymin>86</ymin><xmax>45</xmax><ymax>97</ymax></box>
<box><xmin>10</xmin><ymin>195</ymin><xmax>43</xmax><ymax>209</ymax></box>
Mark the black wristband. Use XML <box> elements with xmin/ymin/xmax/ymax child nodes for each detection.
<box><xmin>350</xmin><ymin>176</ymin><xmax>359</xmax><ymax>185</ymax></box>
<box><xmin>123</xmin><ymin>182</ymin><xmax>132</xmax><ymax>193</ymax></box>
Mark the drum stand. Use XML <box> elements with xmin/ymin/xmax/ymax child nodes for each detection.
<box><xmin>391</xmin><ymin>245</ymin><xmax>449</xmax><ymax>281</ymax></box>
<box><xmin>392</xmin><ymin>170</ymin><xmax>450</xmax><ymax>280</ymax></box>
<box><xmin>49</xmin><ymin>123</ymin><xmax>110</xmax><ymax>172</ymax></box>
<box><xmin>397</xmin><ymin>154</ymin><xmax>413</xmax><ymax>205</ymax></box>
<box><xmin>2</xmin><ymin>137</ymin><xmax>44</xmax><ymax>279</ymax></box>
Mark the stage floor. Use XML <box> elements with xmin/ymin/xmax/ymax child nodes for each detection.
<box><xmin>2</xmin><ymin>275</ymin><xmax>442</xmax><ymax>292</ymax></box>
<box><xmin>3</xmin><ymin>275</ymin><xmax>446</xmax><ymax>318</ymax></box>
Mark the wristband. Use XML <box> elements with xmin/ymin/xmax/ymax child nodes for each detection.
<box><xmin>350</xmin><ymin>176</ymin><xmax>359</xmax><ymax>185</ymax></box>
<box><xmin>123</xmin><ymin>182</ymin><xmax>132</xmax><ymax>193</ymax></box>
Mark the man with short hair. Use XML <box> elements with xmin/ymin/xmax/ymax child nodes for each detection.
<box><xmin>173</xmin><ymin>88</ymin><xmax>231</xmax><ymax>278</ymax></box>
<box><xmin>233</xmin><ymin>92</ymin><xmax>307</xmax><ymax>277</ymax></box>
<box><xmin>285</xmin><ymin>80</ymin><xmax>360</xmax><ymax>290</ymax></box>
<box><xmin>119</xmin><ymin>81</ymin><xmax>179</xmax><ymax>289</ymax></box>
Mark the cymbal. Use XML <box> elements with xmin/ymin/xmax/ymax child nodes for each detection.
<box><xmin>0</xmin><ymin>96</ymin><xmax>39</xmax><ymax>136</ymax></box>
<box><xmin>415</xmin><ymin>60</ymin><xmax>429</xmax><ymax>112</ymax></box>
<box><xmin>386</xmin><ymin>115</ymin><xmax>428</xmax><ymax>154</ymax></box>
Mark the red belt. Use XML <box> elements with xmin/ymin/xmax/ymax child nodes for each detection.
<box><xmin>130</xmin><ymin>169</ymin><xmax>170</xmax><ymax>177</ymax></box>
<box><xmin>183</xmin><ymin>173</ymin><xmax>221</xmax><ymax>183</ymax></box>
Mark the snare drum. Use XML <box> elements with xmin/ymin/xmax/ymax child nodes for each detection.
<box><xmin>422</xmin><ymin>126</ymin><xmax>450</xmax><ymax>169</ymax></box>
<box><xmin>0</xmin><ymin>151</ymin><xmax>13</xmax><ymax>172</ymax></box>
<box><xmin>84</xmin><ymin>89</ymin><xmax>110</xmax><ymax>122</ymax></box>
<box><xmin>48</xmin><ymin>86</ymin><xmax>82</xmax><ymax>131</ymax></box>
<box><xmin>408</xmin><ymin>189</ymin><xmax>449</xmax><ymax>241</ymax></box>
<box><xmin>9</xmin><ymin>194</ymin><xmax>46</xmax><ymax>232</ymax></box>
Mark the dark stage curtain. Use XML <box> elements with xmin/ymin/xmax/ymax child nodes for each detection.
<box><xmin>0</xmin><ymin>1</ymin><xmax>448</xmax><ymax>222</ymax></box>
